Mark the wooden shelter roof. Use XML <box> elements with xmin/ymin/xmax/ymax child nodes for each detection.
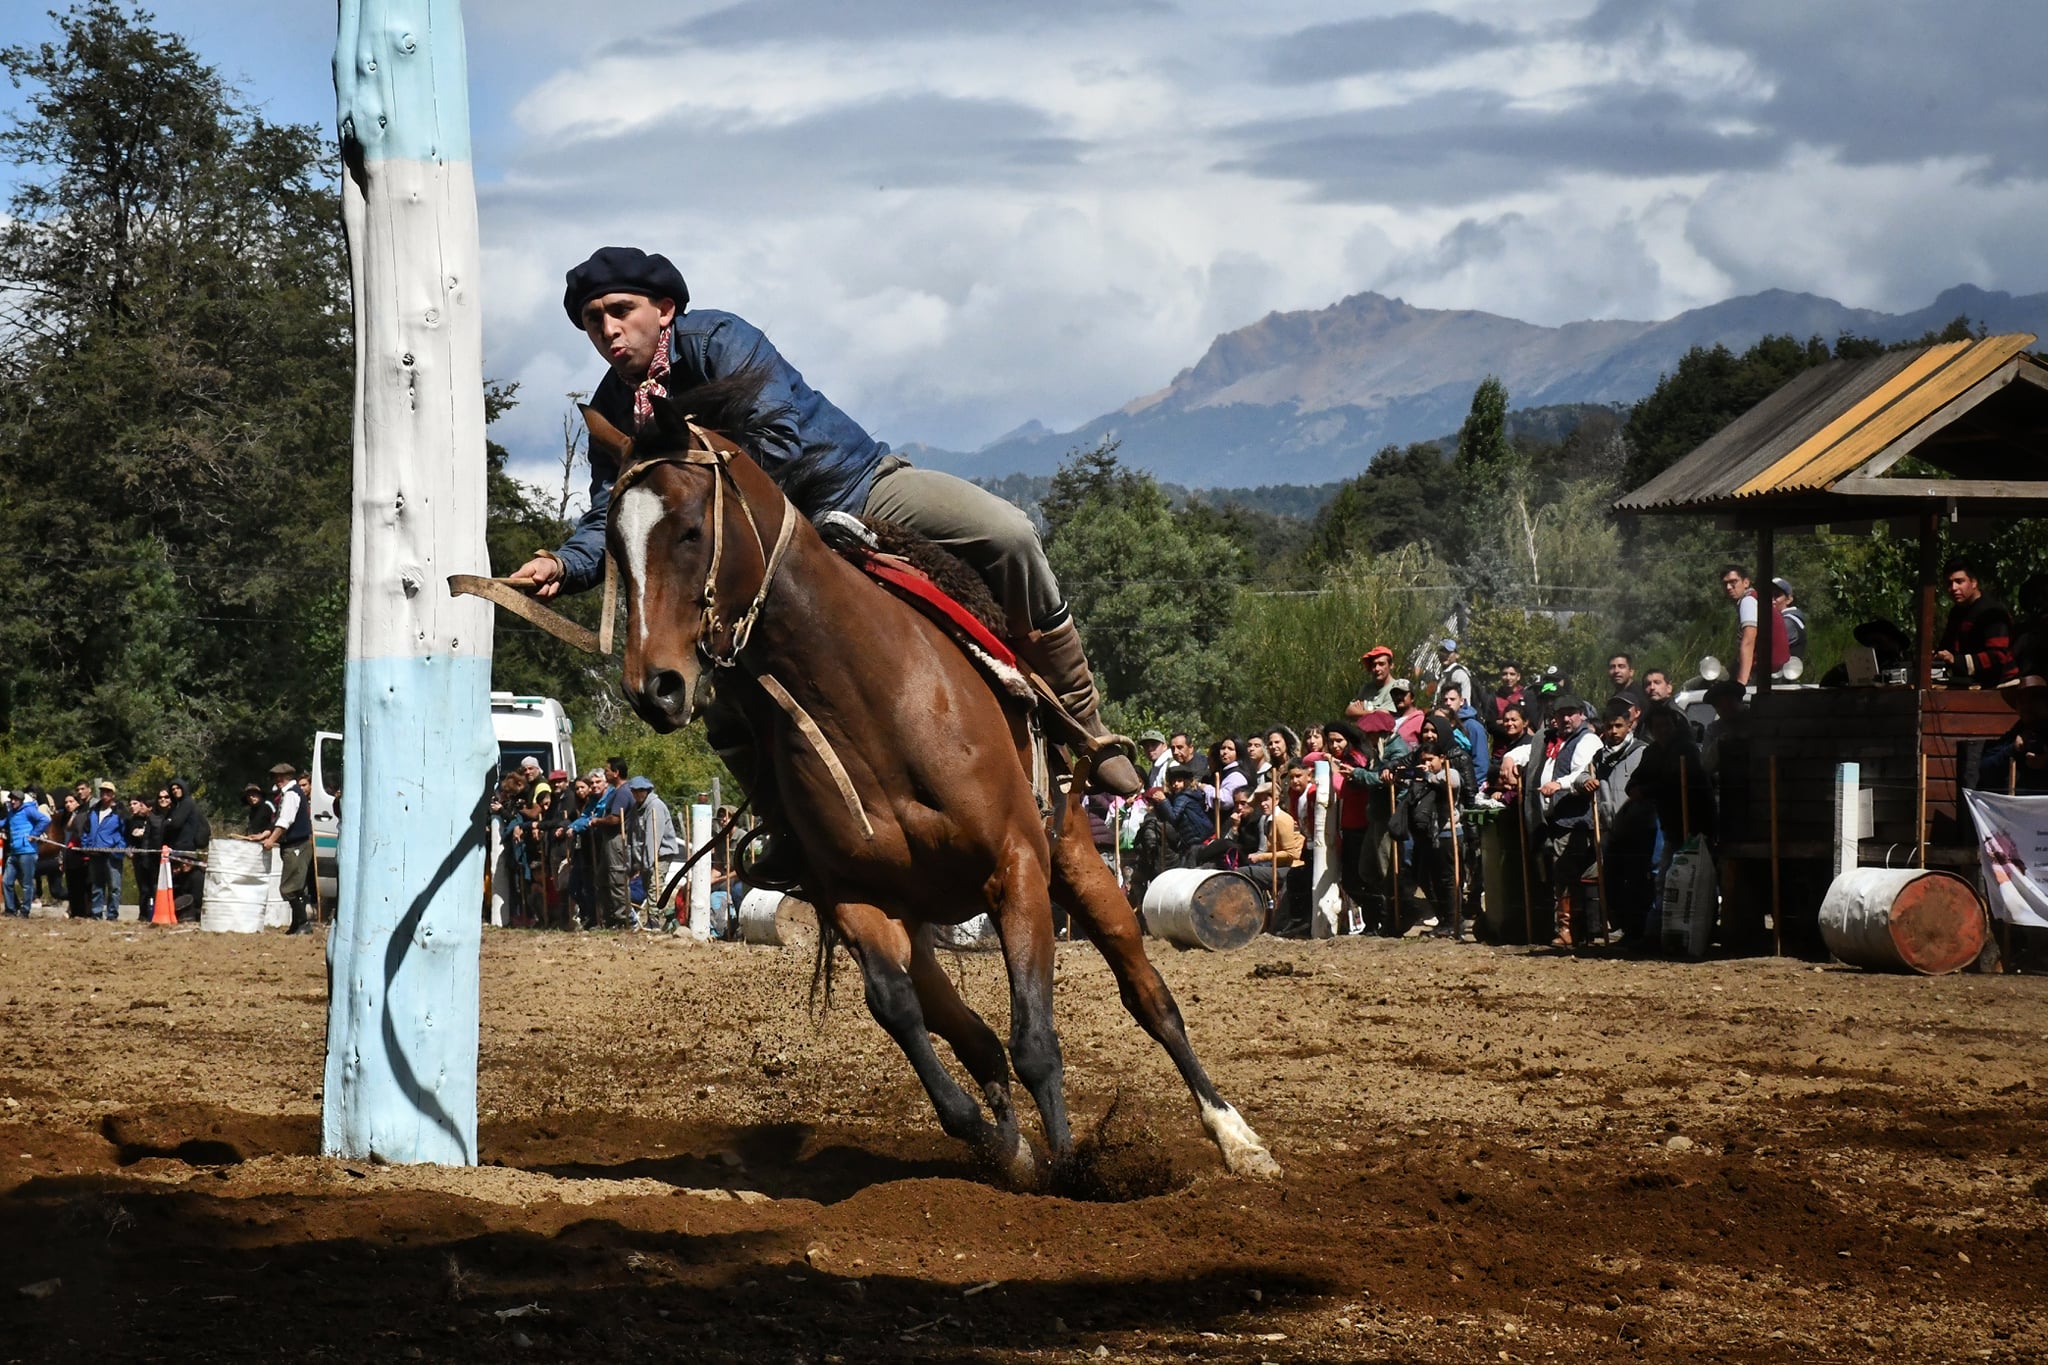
<box><xmin>1615</xmin><ymin>333</ymin><xmax>2048</xmax><ymax>523</ymax></box>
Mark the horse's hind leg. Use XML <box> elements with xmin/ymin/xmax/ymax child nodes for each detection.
<box><xmin>834</xmin><ymin>902</ymin><xmax>1031</xmax><ymax>1185</ymax></box>
<box><xmin>988</xmin><ymin>843</ymin><xmax>1074</xmax><ymax>1161</ymax></box>
<box><xmin>1051</xmin><ymin>810</ymin><xmax>1282</xmax><ymax>1178</ymax></box>
<box><xmin>908</xmin><ymin>928</ymin><xmax>1036</xmax><ymax>1187</ymax></box>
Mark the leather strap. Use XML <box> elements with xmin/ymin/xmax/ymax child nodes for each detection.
<box><xmin>756</xmin><ymin>671</ymin><xmax>875</xmax><ymax>839</ymax></box>
<box><xmin>448</xmin><ymin>575</ymin><xmax>603</xmax><ymax>654</ymax></box>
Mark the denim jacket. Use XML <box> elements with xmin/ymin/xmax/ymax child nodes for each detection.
<box><xmin>552</xmin><ymin>309</ymin><xmax>889</xmax><ymax>594</ymax></box>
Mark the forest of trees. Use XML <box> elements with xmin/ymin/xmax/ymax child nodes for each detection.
<box><xmin>0</xmin><ymin>3</ymin><xmax>720</xmax><ymax>811</ymax></box>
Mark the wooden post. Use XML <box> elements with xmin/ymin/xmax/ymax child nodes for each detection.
<box><xmin>1755</xmin><ymin>526</ymin><xmax>1776</xmax><ymax>695</ymax></box>
<box><xmin>1517</xmin><ymin>794</ymin><xmax>1535</xmax><ymax>946</ymax></box>
<box><xmin>1916</xmin><ymin>510</ymin><xmax>1940</xmax><ymax>690</ymax></box>
<box><xmin>1917</xmin><ymin>750</ymin><xmax>1929</xmax><ymax>869</ymax></box>
<box><xmin>1589</xmin><ymin>795</ymin><xmax>1608</xmax><ymax>943</ymax></box>
<box><xmin>325</xmin><ymin>1</ymin><xmax>494</xmax><ymax>1166</ymax></box>
<box><xmin>1447</xmin><ymin>804</ymin><xmax>1463</xmax><ymax>941</ymax></box>
<box><xmin>1768</xmin><ymin>755</ymin><xmax>1782</xmax><ymax>957</ymax></box>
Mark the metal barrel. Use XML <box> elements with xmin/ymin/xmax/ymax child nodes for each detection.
<box><xmin>201</xmin><ymin>840</ymin><xmax>286</xmax><ymax>933</ymax></box>
<box><xmin>1819</xmin><ymin>868</ymin><xmax>1986</xmax><ymax>975</ymax></box>
<box><xmin>737</xmin><ymin>889</ymin><xmax>817</xmax><ymax>947</ymax></box>
<box><xmin>1141</xmin><ymin>867</ymin><xmax>1266</xmax><ymax>951</ymax></box>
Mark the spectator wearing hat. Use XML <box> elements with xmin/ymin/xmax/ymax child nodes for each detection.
<box><xmin>1533</xmin><ymin>696</ymin><xmax>1601</xmax><ymax>945</ymax></box>
<box><xmin>509</xmin><ymin>245</ymin><xmax>1141</xmax><ymax>801</ymax></box>
<box><xmin>1771</xmin><ymin>578</ymin><xmax>1806</xmax><ymax>665</ymax></box>
<box><xmin>1354</xmin><ymin>645</ymin><xmax>1398</xmax><ymax>710</ymax></box>
<box><xmin>1333</xmin><ymin>711</ymin><xmax>1408</xmax><ymax>935</ymax></box>
<box><xmin>1243</xmin><ymin>781</ymin><xmax>1306</xmax><ymax>934</ymax></box>
<box><xmin>254</xmin><ymin>762</ymin><xmax>315</xmax><ymax>934</ymax></box>
<box><xmin>628</xmin><ymin>776</ymin><xmax>680</xmax><ymax>923</ymax></box>
<box><xmin>83</xmin><ymin>780</ymin><xmax>127</xmax><ymax>920</ymax></box>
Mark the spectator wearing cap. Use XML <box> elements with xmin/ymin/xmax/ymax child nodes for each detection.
<box><xmin>521</xmin><ymin>757</ymin><xmax>553</xmax><ymax>808</ymax></box>
<box><xmin>83</xmin><ymin>780</ymin><xmax>127</xmax><ymax>921</ymax></box>
<box><xmin>1771</xmin><ymin>578</ymin><xmax>1806</xmax><ymax>665</ymax></box>
<box><xmin>1388</xmin><ymin>685</ymin><xmax>1425</xmax><ymax>748</ymax></box>
<box><xmin>1137</xmin><ymin>730</ymin><xmax>1171</xmax><ymax>789</ymax></box>
<box><xmin>1334</xmin><ymin>711</ymin><xmax>1407</xmax><ymax>936</ymax></box>
<box><xmin>254</xmin><ymin>761</ymin><xmax>316</xmax><ymax>934</ymax></box>
<box><xmin>1434</xmin><ymin>639</ymin><xmax>1474</xmax><ymax>712</ymax></box>
<box><xmin>627</xmin><ymin>776</ymin><xmax>680</xmax><ymax>924</ymax></box>
<box><xmin>1354</xmin><ymin>645</ymin><xmax>1398</xmax><ymax>710</ymax></box>
<box><xmin>510</xmin><ymin>245</ymin><xmax>1141</xmax><ymax>798</ymax></box>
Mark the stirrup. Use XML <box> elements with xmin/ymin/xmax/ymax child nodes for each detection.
<box><xmin>735</xmin><ymin>825</ymin><xmax>804</xmax><ymax>893</ymax></box>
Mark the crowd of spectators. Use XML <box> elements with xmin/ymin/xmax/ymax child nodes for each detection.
<box><xmin>1090</xmin><ymin>556</ymin><xmax>2048</xmax><ymax>954</ymax></box>
<box><xmin>0</xmin><ymin>767</ymin><xmax>321</xmax><ymax>929</ymax></box>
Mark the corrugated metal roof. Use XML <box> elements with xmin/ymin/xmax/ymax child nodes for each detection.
<box><xmin>1616</xmin><ymin>333</ymin><xmax>2043</xmax><ymax>514</ymax></box>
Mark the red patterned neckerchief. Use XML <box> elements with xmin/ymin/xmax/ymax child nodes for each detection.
<box><xmin>632</xmin><ymin>323</ymin><xmax>674</xmax><ymax>429</ymax></box>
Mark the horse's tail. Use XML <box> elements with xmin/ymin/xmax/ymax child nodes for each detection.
<box><xmin>807</xmin><ymin>908</ymin><xmax>840</xmax><ymax>1020</ymax></box>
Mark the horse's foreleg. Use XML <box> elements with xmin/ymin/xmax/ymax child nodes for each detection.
<box><xmin>1052</xmin><ymin>821</ymin><xmax>1283</xmax><ymax>1179</ymax></box>
<box><xmin>907</xmin><ymin>927</ymin><xmax>1035</xmax><ymax>1188</ymax></box>
<box><xmin>833</xmin><ymin>903</ymin><xmax>1008</xmax><ymax>1166</ymax></box>
<box><xmin>988</xmin><ymin>847</ymin><xmax>1072</xmax><ymax>1160</ymax></box>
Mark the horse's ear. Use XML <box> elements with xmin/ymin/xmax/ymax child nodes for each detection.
<box><xmin>646</xmin><ymin>392</ymin><xmax>693</xmax><ymax>448</ymax></box>
<box><xmin>581</xmin><ymin>405</ymin><xmax>632</xmax><ymax>463</ymax></box>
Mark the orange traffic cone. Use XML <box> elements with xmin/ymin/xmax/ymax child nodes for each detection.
<box><xmin>150</xmin><ymin>846</ymin><xmax>177</xmax><ymax>926</ymax></box>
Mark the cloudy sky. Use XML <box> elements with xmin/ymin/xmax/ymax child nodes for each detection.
<box><xmin>3</xmin><ymin>0</ymin><xmax>2044</xmax><ymax>482</ymax></box>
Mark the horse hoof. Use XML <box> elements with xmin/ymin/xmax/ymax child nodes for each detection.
<box><xmin>1225</xmin><ymin>1145</ymin><xmax>1283</xmax><ymax>1180</ymax></box>
<box><xmin>999</xmin><ymin>1133</ymin><xmax>1045</xmax><ymax>1191</ymax></box>
<box><xmin>1199</xmin><ymin>1099</ymin><xmax>1282</xmax><ymax>1180</ymax></box>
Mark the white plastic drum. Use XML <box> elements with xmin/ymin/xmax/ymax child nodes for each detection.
<box><xmin>737</xmin><ymin>889</ymin><xmax>818</xmax><ymax>948</ymax></box>
<box><xmin>1142</xmin><ymin>867</ymin><xmax>1265</xmax><ymax>951</ymax></box>
<box><xmin>933</xmin><ymin>914</ymin><xmax>1000</xmax><ymax>950</ymax></box>
<box><xmin>1659</xmin><ymin>836</ymin><xmax>1718</xmax><ymax>959</ymax></box>
<box><xmin>201</xmin><ymin>839</ymin><xmax>290</xmax><ymax>933</ymax></box>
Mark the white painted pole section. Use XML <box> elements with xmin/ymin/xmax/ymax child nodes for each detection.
<box><xmin>1833</xmin><ymin>762</ymin><xmax>1861</xmax><ymax>881</ymax></box>
<box><xmin>1311</xmin><ymin>759</ymin><xmax>1341</xmax><ymax>939</ymax></box>
<box><xmin>325</xmin><ymin>0</ymin><xmax>494</xmax><ymax>1166</ymax></box>
<box><xmin>687</xmin><ymin>803</ymin><xmax>713</xmax><ymax>939</ymax></box>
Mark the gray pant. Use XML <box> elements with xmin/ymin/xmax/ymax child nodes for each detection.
<box><xmin>861</xmin><ymin>457</ymin><xmax>1062</xmax><ymax>635</ymax></box>
<box><xmin>594</xmin><ymin>830</ymin><xmax>634</xmax><ymax>928</ymax></box>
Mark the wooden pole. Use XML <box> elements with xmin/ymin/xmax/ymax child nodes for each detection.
<box><xmin>1589</xmin><ymin>793</ymin><xmax>1609</xmax><ymax>943</ymax></box>
<box><xmin>1679</xmin><ymin>755</ymin><xmax>1692</xmax><ymax>840</ymax></box>
<box><xmin>1517</xmin><ymin>792</ymin><xmax>1535</xmax><ymax>946</ymax></box>
<box><xmin>1917</xmin><ymin>749</ymin><xmax>1930</xmax><ymax>870</ymax></box>
<box><xmin>1447</xmin><ymin>802</ymin><xmax>1463</xmax><ymax>941</ymax></box>
<box><xmin>326</xmin><ymin>0</ymin><xmax>494</xmax><ymax>1166</ymax></box>
<box><xmin>2004</xmin><ymin>759</ymin><xmax>2019</xmax><ymax>966</ymax></box>
<box><xmin>1756</xmin><ymin>526</ymin><xmax>1776</xmax><ymax>695</ymax></box>
<box><xmin>1916</xmin><ymin>510</ymin><xmax>1940</xmax><ymax>690</ymax></box>
<box><xmin>1769</xmin><ymin>755</ymin><xmax>1783</xmax><ymax>957</ymax></box>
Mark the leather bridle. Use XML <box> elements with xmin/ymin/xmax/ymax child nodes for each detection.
<box><xmin>611</xmin><ymin>423</ymin><xmax>798</xmax><ymax>672</ymax></box>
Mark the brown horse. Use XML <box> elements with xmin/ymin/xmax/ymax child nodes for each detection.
<box><xmin>597</xmin><ymin>385</ymin><xmax>1280</xmax><ymax>1186</ymax></box>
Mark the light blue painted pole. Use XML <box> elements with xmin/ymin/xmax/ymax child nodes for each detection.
<box><xmin>326</xmin><ymin>0</ymin><xmax>494</xmax><ymax>1165</ymax></box>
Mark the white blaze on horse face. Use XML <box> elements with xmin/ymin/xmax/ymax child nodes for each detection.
<box><xmin>614</xmin><ymin>484</ymin><xmax>668</xmax><ymax>651</ymax></box>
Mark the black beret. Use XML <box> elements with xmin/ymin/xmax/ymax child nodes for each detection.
<box><xmin>563</xmin><ymin>246</ymin><xmax>689</xmax><ymax>326</ymax></box>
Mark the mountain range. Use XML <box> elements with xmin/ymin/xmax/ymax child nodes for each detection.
<box><xmin>901</xmin><ymin>284</ymin><xmax>2048</xmax><ymax>489</ymax></box>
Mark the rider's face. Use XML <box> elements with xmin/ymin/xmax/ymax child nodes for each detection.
<box><xmin>581</xmin><ymin>292</ymin><xmax>677</xmax><ymax>378</ymax></box>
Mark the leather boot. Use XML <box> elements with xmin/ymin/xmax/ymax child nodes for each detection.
<box><xmin>1020</xmin><ymin>618</ymin><xmax>1142</xmax><ymax>796</ymax></box>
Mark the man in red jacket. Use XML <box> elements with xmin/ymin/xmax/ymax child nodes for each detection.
<box><xmin>1934</xmin><ymin>557</ymin><xmax>2016</xmax><ymax>687</ymax></box>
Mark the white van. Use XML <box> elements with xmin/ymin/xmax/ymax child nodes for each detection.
<box><xmin>308</xmin><ymin>695</ymin><xmax>580</xmax><ymax>906</ymax></box>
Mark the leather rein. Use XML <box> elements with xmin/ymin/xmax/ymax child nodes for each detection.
<box><xmin>611</xmin><ymin>423</ymin><xmax>798</xmax><ymax>672</ymax></box>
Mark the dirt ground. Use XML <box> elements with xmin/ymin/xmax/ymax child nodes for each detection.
<box><xmin>2</xmin><ymin>911</ymin><xmax>2044</xmax><ymax>1364</ymax></box>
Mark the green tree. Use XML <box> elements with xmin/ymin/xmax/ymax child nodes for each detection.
<box><xmin>1042</xmin><ymin>442</ymin><xmax>1240</xmax><ymax>724</ymax></box>
<box><xmin>1455</xmin><ymin>374</ymin><xmax>1512</xmax><ymax>472</ymax></box>
<box><xmin>0</xmin><ymin>2</ymin><xmax>352</xmax><ymax>802</ymax></box>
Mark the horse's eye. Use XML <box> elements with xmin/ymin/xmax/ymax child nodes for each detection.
<box><xmin>677</xmin><ymin>525</ymin><xmax>703</xmax><ymax>546</ymax></box>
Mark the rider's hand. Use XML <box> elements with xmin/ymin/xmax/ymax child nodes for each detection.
<box><xmin>508</xmin><ymin>555</ymin><xmax>563</xmax><ymax>600</ymax></box>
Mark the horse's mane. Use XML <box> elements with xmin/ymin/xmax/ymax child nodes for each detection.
<box><xmin>662</xmin><ymin>365</ymin><xmax>787</xmax><ymax>451</ymax></box>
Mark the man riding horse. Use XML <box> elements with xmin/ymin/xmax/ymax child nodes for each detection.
<box><xmin>509</xmin><ymin>247</ymin><xmax>1144</xmax><ymax>817</ymax></box>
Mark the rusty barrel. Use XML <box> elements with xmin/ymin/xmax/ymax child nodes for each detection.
<box><xmin>1818</xmin><ymin>868</ymin><xmax>1986</xmax><ymax>975</ymax></box>
<box><xmin>1142</xmin><ymin>868</ymin><xmax>1265</xmax><ymax>951</ymax></box>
